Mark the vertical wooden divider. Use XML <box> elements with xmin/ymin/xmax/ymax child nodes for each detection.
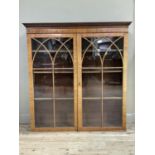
<box><xmin>73</xmin><ymin>34</ymin><xmax>78</xmax><ymax>130</ymax></box>
<box><xmin>77</xmin><ymin>34</ymin><xmax>83</xmax><ymax>130</ymax></box>
<box><xmin>27</xmin><ymin>34</ymin><xmax>35</xmax><ymax>130</ymax></box>
<box><xmin>122</xmin><ymin>33</ymin><xmax>128</xmax><ymax>129</ymax></box>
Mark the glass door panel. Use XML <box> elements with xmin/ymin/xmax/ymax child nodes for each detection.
<box><xmin>55</xmin><ymin>74</ymin><xmax>73</xmax><ymax>98</ymax></box>
<box><xmin>80</xmin><ymin>35</ymin><xmax>124</xmax><ymax>129</ymax></box>
<box><xmin>103</xmin><ymin>99</ymin><xmax>122</xmax><ymax>127</ymax></box>
<box><xmin>32</xmin><ymin>35</ymin><xmax>75</xmax><ymax>129</ymax></box>
<box><xmin>55</xmin><ymin>100</ymin><xmax>74</xmax><ymax>127</ymax></box>
<box><xmin>35</xmin><ymin>100</ymin><xmax>53</xmax><ymax>127</ymax></box>
<box><xmin>103</xmin><ymin>72</ymin><xmax>122</xmax><ymax>97</ymax></box>
<box><xmin>82</xmin><ymin>73</ymin><xmax>102</xmax><ymax>97</ymax></box>
<box><xmin>82</xmin><ymin>100</ymin><xmax>102</xmax><ymax>127</ymax></box>
<box><xmin>34</xmin><ymin>73</ymin><xmax>53</xmax><ymax>98</ymax></box>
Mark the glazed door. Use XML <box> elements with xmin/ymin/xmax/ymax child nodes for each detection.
<box><xmin>77</xmin><ymin>33</ymin><xmax>127</xmax><ymax>130</ymax></box>
<box><xmin>28</xmin><ymin>34</ymin><xmax>77</xmax><ymax>131</ymax></box>
<box><xmin>28</xmin><ymin>33</ymin><xmax>127</xmax><ymax>131</ymax></box>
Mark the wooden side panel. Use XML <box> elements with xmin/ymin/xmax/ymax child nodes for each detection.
<box><xmin>27</xmin><ymin>34</ymin><xmax>35</xmax><ymax>130</ymax></box>
<box><xmin>77</xmin><ymin>34</ymin><xmax>83</xmax><ymax>129</ymax></box>
<box><xmin>122</xmin><ymin>33</ymin><xmax>128</xmax><ymax>129</ymax></box>
<box><xmin>73</xmin><ymin>35</ymin><xmax>78</xmax><ymax>130</ymax></box>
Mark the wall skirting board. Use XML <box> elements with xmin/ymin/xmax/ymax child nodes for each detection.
<box><xmin>19</xmin><ymin>113</ymin><xmax>135</xmax><ymax>125</ymax></box>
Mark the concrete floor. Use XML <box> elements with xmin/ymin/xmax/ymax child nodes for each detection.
<box><xmin>19</xmin><ymin>124</ymin><xmax>134</xmax><ymax>155</ymax></box>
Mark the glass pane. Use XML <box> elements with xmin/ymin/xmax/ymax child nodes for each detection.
<box><xmin>82</xmin><ymin>37</ymin><xmax>123</xmax><ymax>67</ymax></box>
<box><xmin>35</xmin><ymin>100</ymin><xmax>53</xmax><ymax>127</ymax></box>
<box><xmin>114</xmin><ymin>37</ymin><xmax>124</xmax><ymax>50</ymax></box>
<box><xmin>103</xmin><ymin>99</ymin><xmax>122</xmax><ymax>127</ymax></box>
<box><xmin>33</xmin><ymin>52</ymin><xmax>52</xmax><ymax>68</ymax></box>
<box><xmin>32</xmin><ymin>38</ymin><xmax>73</xmax><ymax>69</ymax></box>
<box><xmin>103</xmin><ymin>37</ymin><xmax>123</xmax><ymax>67</ymax></box>
<box><xmin>43</xmin><ymin>39</ymin><xmax>61</xmax><ymax>52</ymax></box>
<box><xmin>97</xmin><ymin>37</ymin><xmax>123</xmax><ymax>54</ymax></box>
<box><xmin>55</xmin><ymin>73</ymin><xmax>73</xmax><ymax>98</ymax></box>
<box><xmin>103</xmin><ymin>72</ymin><xmax>122</xmax><ymax>97</ymax></box>
<box><xmin>54</xmin><ymin>38</ymin><xmax>73</xmax><ymax>68</ymax></box>
<box><xmin>82</xmin><ymin>73</ymin><xmax>102</xmax><ymax>97</ymax></box>
<box><xmin>103</xmin><ymin>51</ymin><xmax>122</xmax><ymax>67</ymax></box>
<box><xmin>82</xmin><ymin>100</ymin><xmax>102</xmax><ymax>127</ymax></box>
<box><xmin>34</xmin><ymin>73</ymin><xmax>52</xmax><ymax>98</ymax></box>
<box><xmin>82</xmin><ymin>49</ymin><xmax>101</xmax><ymax>68</ymax></box>
<box><xmin>32</xmin><ymin>38</ymin><xmax>53</xmax><ymax>68</ymax></box>
<box><xmin>54</xmin><ymin>51</ymin><xmax>73</xmax><ymax>68</ymax></box>
<box><xmin>55</xmin><ymin>100</ymin><xmax>74</xmax><ymax>127</ymax></box>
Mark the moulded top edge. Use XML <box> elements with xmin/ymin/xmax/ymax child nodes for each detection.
<box><xmin>23</xmin><ymin>22</ymin><xmax>132</xmax><ymax>28</ymax></box>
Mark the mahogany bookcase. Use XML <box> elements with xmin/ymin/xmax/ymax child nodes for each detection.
<box><xmin>24</xmin><ymin>22</ymin><xmax>131</xmax><ymax>131</ymax></box>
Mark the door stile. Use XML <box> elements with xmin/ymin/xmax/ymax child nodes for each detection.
<box><xmin>122</xmin><ymin>33</ymin><xmax>128</xmax><ymax>129</ymax></box>
<box><xmin>27</xmin><ymin>34</ymin><xmax>35</xmax><ymax>130</ymax></box>
<box><xmin>73</xmin><ymin>34</ymin><xmax>78</xmax><ymax>130</ymax></box>
<box><xmin>77</xmin><ymin>34</ymin><xmax>83</xmax><ymax>130</ymax></box>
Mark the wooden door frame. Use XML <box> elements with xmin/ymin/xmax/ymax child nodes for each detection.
<box><xmin>77</xmin><ymin>33</ymin><xmax>128</xmax><ymax>131</ymax></box>
<box><xmin>27</xmin><ymin>33</ymin><xmax>78</xmax><ymax>131</ymax></box>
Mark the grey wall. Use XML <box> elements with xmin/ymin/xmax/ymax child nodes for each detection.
<box><xmin>19</xmin><ymin>0</ymin><xmax>135</xmax><ymax>123</ymax></box>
